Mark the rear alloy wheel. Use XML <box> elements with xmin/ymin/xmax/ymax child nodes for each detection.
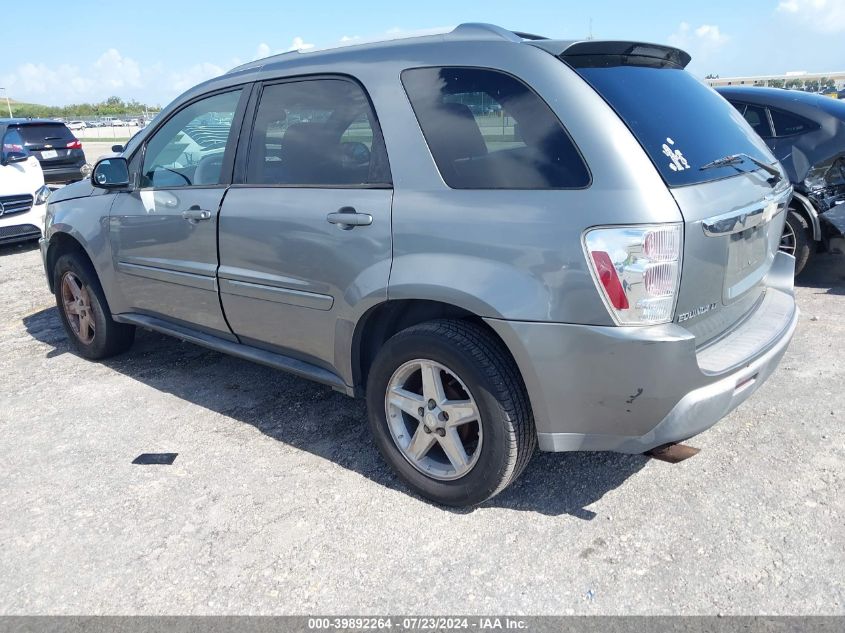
<box><xmin>366</xmin><ymin>319</ymin><xmax>535</xmax><ymax>506</ymax></box>
<box><xmin>385</xmin><ymin>358</ymin><xmax>483</xmax><ymax>481</ymax></box>
<box><xmin>780</xmin><ymin>209</ymin><xmax>812</xmax><ymax>276</ymax></box>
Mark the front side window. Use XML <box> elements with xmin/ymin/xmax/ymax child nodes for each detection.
<box><xmin>402</xmin><ymin>67</ymin><xmax>590</xmax><ymax>189</ymax></box>
<box><xmin>141</xmin><ymin>89</ymin><xmax>242</xmax><ymax>188</ymax></box>
<box><xmin>740</xmin><ymin>104</ymin><xmax>773</xmax><ymax>138</ymax></box>
<box><xmin>246</xmin><ymin>78</ymin><xmax>390</xmax><ymax>186</ymax></box>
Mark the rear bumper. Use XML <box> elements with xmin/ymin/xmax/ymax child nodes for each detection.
<box><xmin>41</xmin><ymin>164</ymin><xmax>85</xmax><ymax>184</ymax></box>
<box><xmin>485</xmin><ymin>252</ymin><xmax>799</xmax><ymax>453</ymax></box>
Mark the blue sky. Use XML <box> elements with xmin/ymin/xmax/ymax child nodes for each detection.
<box><xmin>2</xmin><ymin>0</ymin><xmax>844</xmax><ymax>106</ymax></box>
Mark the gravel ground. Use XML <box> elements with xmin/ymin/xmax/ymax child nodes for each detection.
<box><xmin>0</xmin><ymin>241</ymin><xmax>843</xmax><ymax>615</ymax></box>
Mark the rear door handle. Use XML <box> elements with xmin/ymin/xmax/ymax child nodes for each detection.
<box><xmin>182</xmin><ymin>206</ymin><xmax>212</xmax><ymax>223</ymax></box>
<box><xmin>326</xmin><ymin>208</ymin><xmax>373</xmax><ymax>229</ymax></box>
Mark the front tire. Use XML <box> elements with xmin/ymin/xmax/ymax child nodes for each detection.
<box><xmin>366</xmin><ymin>320</ymin><xmax>535</xmax><ymax>506</ymax></box>
<box><xmin>780</xmin><ymin>209</ymin><xmax>813</xmax><ymax>276</ymax></box>
<box><xmin>53</xmin><ymin>252</ymin><xmax>135</xmax><ymax>359</ymax></box>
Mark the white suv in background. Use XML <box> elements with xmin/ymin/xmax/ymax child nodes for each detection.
<box><xmin>1</xmin><ymin>124</ymin><xmax>51</xmax><ymax>245</ymax></box>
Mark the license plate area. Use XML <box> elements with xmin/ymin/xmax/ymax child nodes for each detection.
<box><xmin>724</xmin><ymin>223</ymin><xmax>770</xmax><ymax>303</ymax></box>
<box><xmin>40</xmin><ymin>149</ymin><xmax>58</xmax><ymax>160</ymax></box>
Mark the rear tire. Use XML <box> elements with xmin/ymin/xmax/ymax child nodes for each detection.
<box><xmin>781</xmin><ymin>209</ymin><xmax>812</xmax><ymax>276</ymax></box>
<box><xmin>53</xmin><ymin>252</ymin><xmax>135</xmax><ymax>359</ymax></box>
<box><xmin>366</xmin><ymin>319</ymin><xmax>535</xmax><ymax>506</ymax></box>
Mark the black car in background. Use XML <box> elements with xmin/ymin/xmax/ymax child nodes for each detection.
<box><xmin>716</xmin><ymin>87</ymin><xmax>845</xmax><ymax>275</ymax></box>
<box><xmin>0</xmin><ymin>119</ymin><xmax>86</xmax><ymax>185</ymax></box>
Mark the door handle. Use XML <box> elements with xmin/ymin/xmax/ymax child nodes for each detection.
<box><xmin>326</xmin><ymin>208</ymin><xmax>373</xmax><ymax>230</ymax></box>
<box><xmin>182</xmin><ymin>206</ymin><xmax>212</xmax><ymax>223</ymax></box>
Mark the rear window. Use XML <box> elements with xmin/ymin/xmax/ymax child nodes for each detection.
<box><xmin>570</xmin><ymin>63</ymin><xmax>775</xmax><ymax>187</ymax></box>
<box><xmin>769</xmin><ymin>108</ymin><xmax>818</xmax><ymax>137</ymax></box>
<box><xmin>402</xmin><ymin>67</ymin><xmax>590</xmax><ymax>189</ymax></box>
<box><xmin>16</xmin><ymin>123</ymin><xmax>74</xmax><ymax>144</ymax></box>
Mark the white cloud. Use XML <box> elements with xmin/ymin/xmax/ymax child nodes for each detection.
<box><xmin>286</xmin><ymin>36</ymin><xmax>314</xmax><ymax>52</ymax></box>
<box><xmin>777</xmin><ymin>0</ymin><xmax>845</xmax><ymax>32</ymax></box>
<box><xmin>694</xmin><ymin>24</ymin><xmax>728</xmax><ymax>44</ymax></box>
<box><xmin>0</xmin><ymin>48</ymin><xmax>233</xmax><ymax>106</ymax></box>
<box><xmin>668</xmin><ymin>21</ymin><xmax>729</xmax><ymax>49</ymax></box>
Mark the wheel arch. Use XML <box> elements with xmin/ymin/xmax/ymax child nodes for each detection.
<box><xmin>45</xmin><ymin>231</ymin><xmax>96</xmax><ymax>293</ymax></box>
<box><xmin>350</xmin><ymin>298</ymin><xmax>521</xmax><ymax>397</ymax></box>
<box><xmin>791</xmin><ymin>191</ymin><xmax>822</xmax><ymax>242</ymax></box>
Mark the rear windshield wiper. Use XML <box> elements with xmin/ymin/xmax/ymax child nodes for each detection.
<box><xmin>700</xmin><ymin>153</ymin><xmax>782</xmax><ymax>184</ymax></box>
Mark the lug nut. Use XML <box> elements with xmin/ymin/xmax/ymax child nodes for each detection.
<box><xmin>418</xmin><ymin>407</ymin><xmax>425</xmax><ymax>417</ymax></box>
<box><xmin>423</xmin><ymin>425</ymin><xmax>432</xmax><ymax>434</ymax></box>
<box><xmin>428</xmin><ymin>399</ymin><xmax>436</xmax><ymax>410</ymax></box>
<box><xmin>440</xmin><ymin>411</ymin><xmax>449</xmax><ymax>422</ymax></box>
<box><xmin>436</xmin><ymin>428</ymin><xmax>446</xmax><ymax>437</ymax></box>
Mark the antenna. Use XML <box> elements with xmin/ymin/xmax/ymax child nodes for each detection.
<box><xmin>588</xmin><ymin>18</ymin><xmax>594</xmax><ymax>40</ymax></box>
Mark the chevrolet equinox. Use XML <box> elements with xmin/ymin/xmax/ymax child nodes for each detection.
<box><xmin>40</xmin><ymin>24</ymin><xmax>798</xmax><ymax>506</ymax></box>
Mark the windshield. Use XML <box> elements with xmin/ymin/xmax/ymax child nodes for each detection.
<box><xmin>571</xmin><ymin>64</ymin><xmax>776</xmax><ymax>187</ymax></box>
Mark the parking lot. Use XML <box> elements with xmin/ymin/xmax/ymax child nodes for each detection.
<box><xmin>0</xmin><ymin>236</ymin><xmax>843</xmax><ymax>614</ymax></box>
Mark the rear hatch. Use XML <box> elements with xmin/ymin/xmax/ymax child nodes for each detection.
<box><xmin>551</xmin><ymin>42</ymin><xmax>790</xmax><ymax>347</ymax></box>
<box><xmin>17</xmin><ymin>123</ymin><xmax>82</xmax><ymax>168</ymax></box>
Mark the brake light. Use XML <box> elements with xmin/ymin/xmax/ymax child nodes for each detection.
<box><xmin>590</xmin><ymin>251</ymin><xmax>629</xmax><ymax>309</ymax></box>
<box><xmin>583</xmin><ymin>224</ymin><xmax>683</xmax><ymax>325</ymax></box>
<box><xmin>67</xmin><ymin>139</ymin><xmax>82</xmax><ymax>150</ymax></box>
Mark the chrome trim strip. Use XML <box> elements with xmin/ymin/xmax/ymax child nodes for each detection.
<box><xmin>702</xmin><ymin>187</ymin><xmax>792</xmax><ymax>237</ymax></box>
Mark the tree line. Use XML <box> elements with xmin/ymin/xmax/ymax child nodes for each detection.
<box><xmin>7</xmin><ymin>96</ymin><xmax>161</xmax><ymax>119</ymax></box>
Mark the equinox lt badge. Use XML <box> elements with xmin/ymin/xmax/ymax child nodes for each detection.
<box><xmin>678</xmin><ymin>303</ymin><xmax>718</xmax><ymax>323</ymax></box>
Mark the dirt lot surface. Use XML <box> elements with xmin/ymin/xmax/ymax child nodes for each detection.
<box><xmin>0</xmin><ymin>240</ymin><xmax>843</xmax><ymax>615</ymax></box>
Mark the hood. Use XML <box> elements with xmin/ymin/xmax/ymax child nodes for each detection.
<box><xmin>47</xmin><ymin>177</ymin><xmax>96</xmax><ymax>204</ymax></box>
<box><xmin>0</xmin><ymin>156</ymin><xmax>44</xmax><ymax>196</ymax></box>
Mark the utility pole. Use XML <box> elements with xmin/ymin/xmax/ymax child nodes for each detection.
<box><xmin>0</xmin><ymin>87</ymin><xmax>12</xmax><ymax>117</ymax></box>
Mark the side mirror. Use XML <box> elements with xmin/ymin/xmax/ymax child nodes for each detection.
<box><xmin>111</xmin><ymin>144</ymin><xmax>124</xmax><ymax>153</ymax></box>
<box><xmin>1</xmin><ymin>149</ymin><xmax>29</xmax><ymax>166</ymax></box>
<box><xmin>91</xmin><ymin>157</ymin><xmax>130</xmax><ymax>189</ymax></box>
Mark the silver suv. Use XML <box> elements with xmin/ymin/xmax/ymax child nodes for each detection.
<box><xmin>40</xmin><ymin>24</ymin><xmax>798</xmax><ymax>506</ymax></box>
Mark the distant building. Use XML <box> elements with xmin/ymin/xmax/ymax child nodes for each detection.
<box><xmin>705</xmin><ymin>71</ymin><xmax>845</xmax><ymax>92</ymax></box>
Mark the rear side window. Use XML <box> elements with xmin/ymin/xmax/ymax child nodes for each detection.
<box><xmin>401</xmin><ymin>67</ymin><xmax>590</xmax><ymax>189</ymax></box>
<box><xmin>17</xmin><ymin>124</ymin><xmax>74</xmax><ymax>144</ymax></box>
<box><xmin>246</xmin><ymin>78</ymin><xmax>391</xmax><ymax>186</ymax></box>
<box><xmin>769</xmin><ymin>108</ymin><xmax>817</xmax><ymax>137</ymax></box>
<box><xmin>740</xmin><ymin>104</ymin><xmax>773</xmax><ymax>138</ymax></box>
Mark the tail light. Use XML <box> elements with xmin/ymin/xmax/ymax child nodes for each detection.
<box><xmin>583</xmin><ymin>224</ymin><xmax>682</xmax><ymax>325</ymax></box>
<box><xmin>67</xmin><ymin>139</ymin><xmax>82</xmax><ymax>150</ymax></box>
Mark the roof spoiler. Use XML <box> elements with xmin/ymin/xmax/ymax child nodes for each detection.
<box><xmin>529</xmin><ymin>39</ymin><xmax>691</xmax><ymax>69</ymax></box>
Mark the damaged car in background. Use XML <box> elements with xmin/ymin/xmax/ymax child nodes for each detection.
<box><xmin>718</xmin><ymin>86</ymin><xmax>845</xmax><ymax>275</ymax></box>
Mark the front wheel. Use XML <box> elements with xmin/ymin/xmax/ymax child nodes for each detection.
<box><xmin>780</xmin><ymin>209</ymin><xmax>813</xmax><ymax>276</ymax></box>
<box><xmin>366</xmin><ymin>320</ymin><xmax>535</xmax><ymax>506</ymax></box>
<box><xmin>53</xmin><ymin>252</ymin><xmax>135</xmax><ymax>359</ymax></box>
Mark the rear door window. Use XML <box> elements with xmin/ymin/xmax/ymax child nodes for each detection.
<box><xmin>769</xmin><ymin>108</ymin><xmax>817</xmax><ymax>137</ymax></box>
<box><xmin>570</xmin><ymin>63</ymin><xmax>775</xmax><ymax>186</ymax></box>
<box><xmin>245</xmin><ymin>78</ymin><xmax>391</xmax><ymax>186</ymax></box>
<box><xmin>401</xmin><ymin>67</ymin><xmax>590</xmax><ymax>189</ymax></box>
